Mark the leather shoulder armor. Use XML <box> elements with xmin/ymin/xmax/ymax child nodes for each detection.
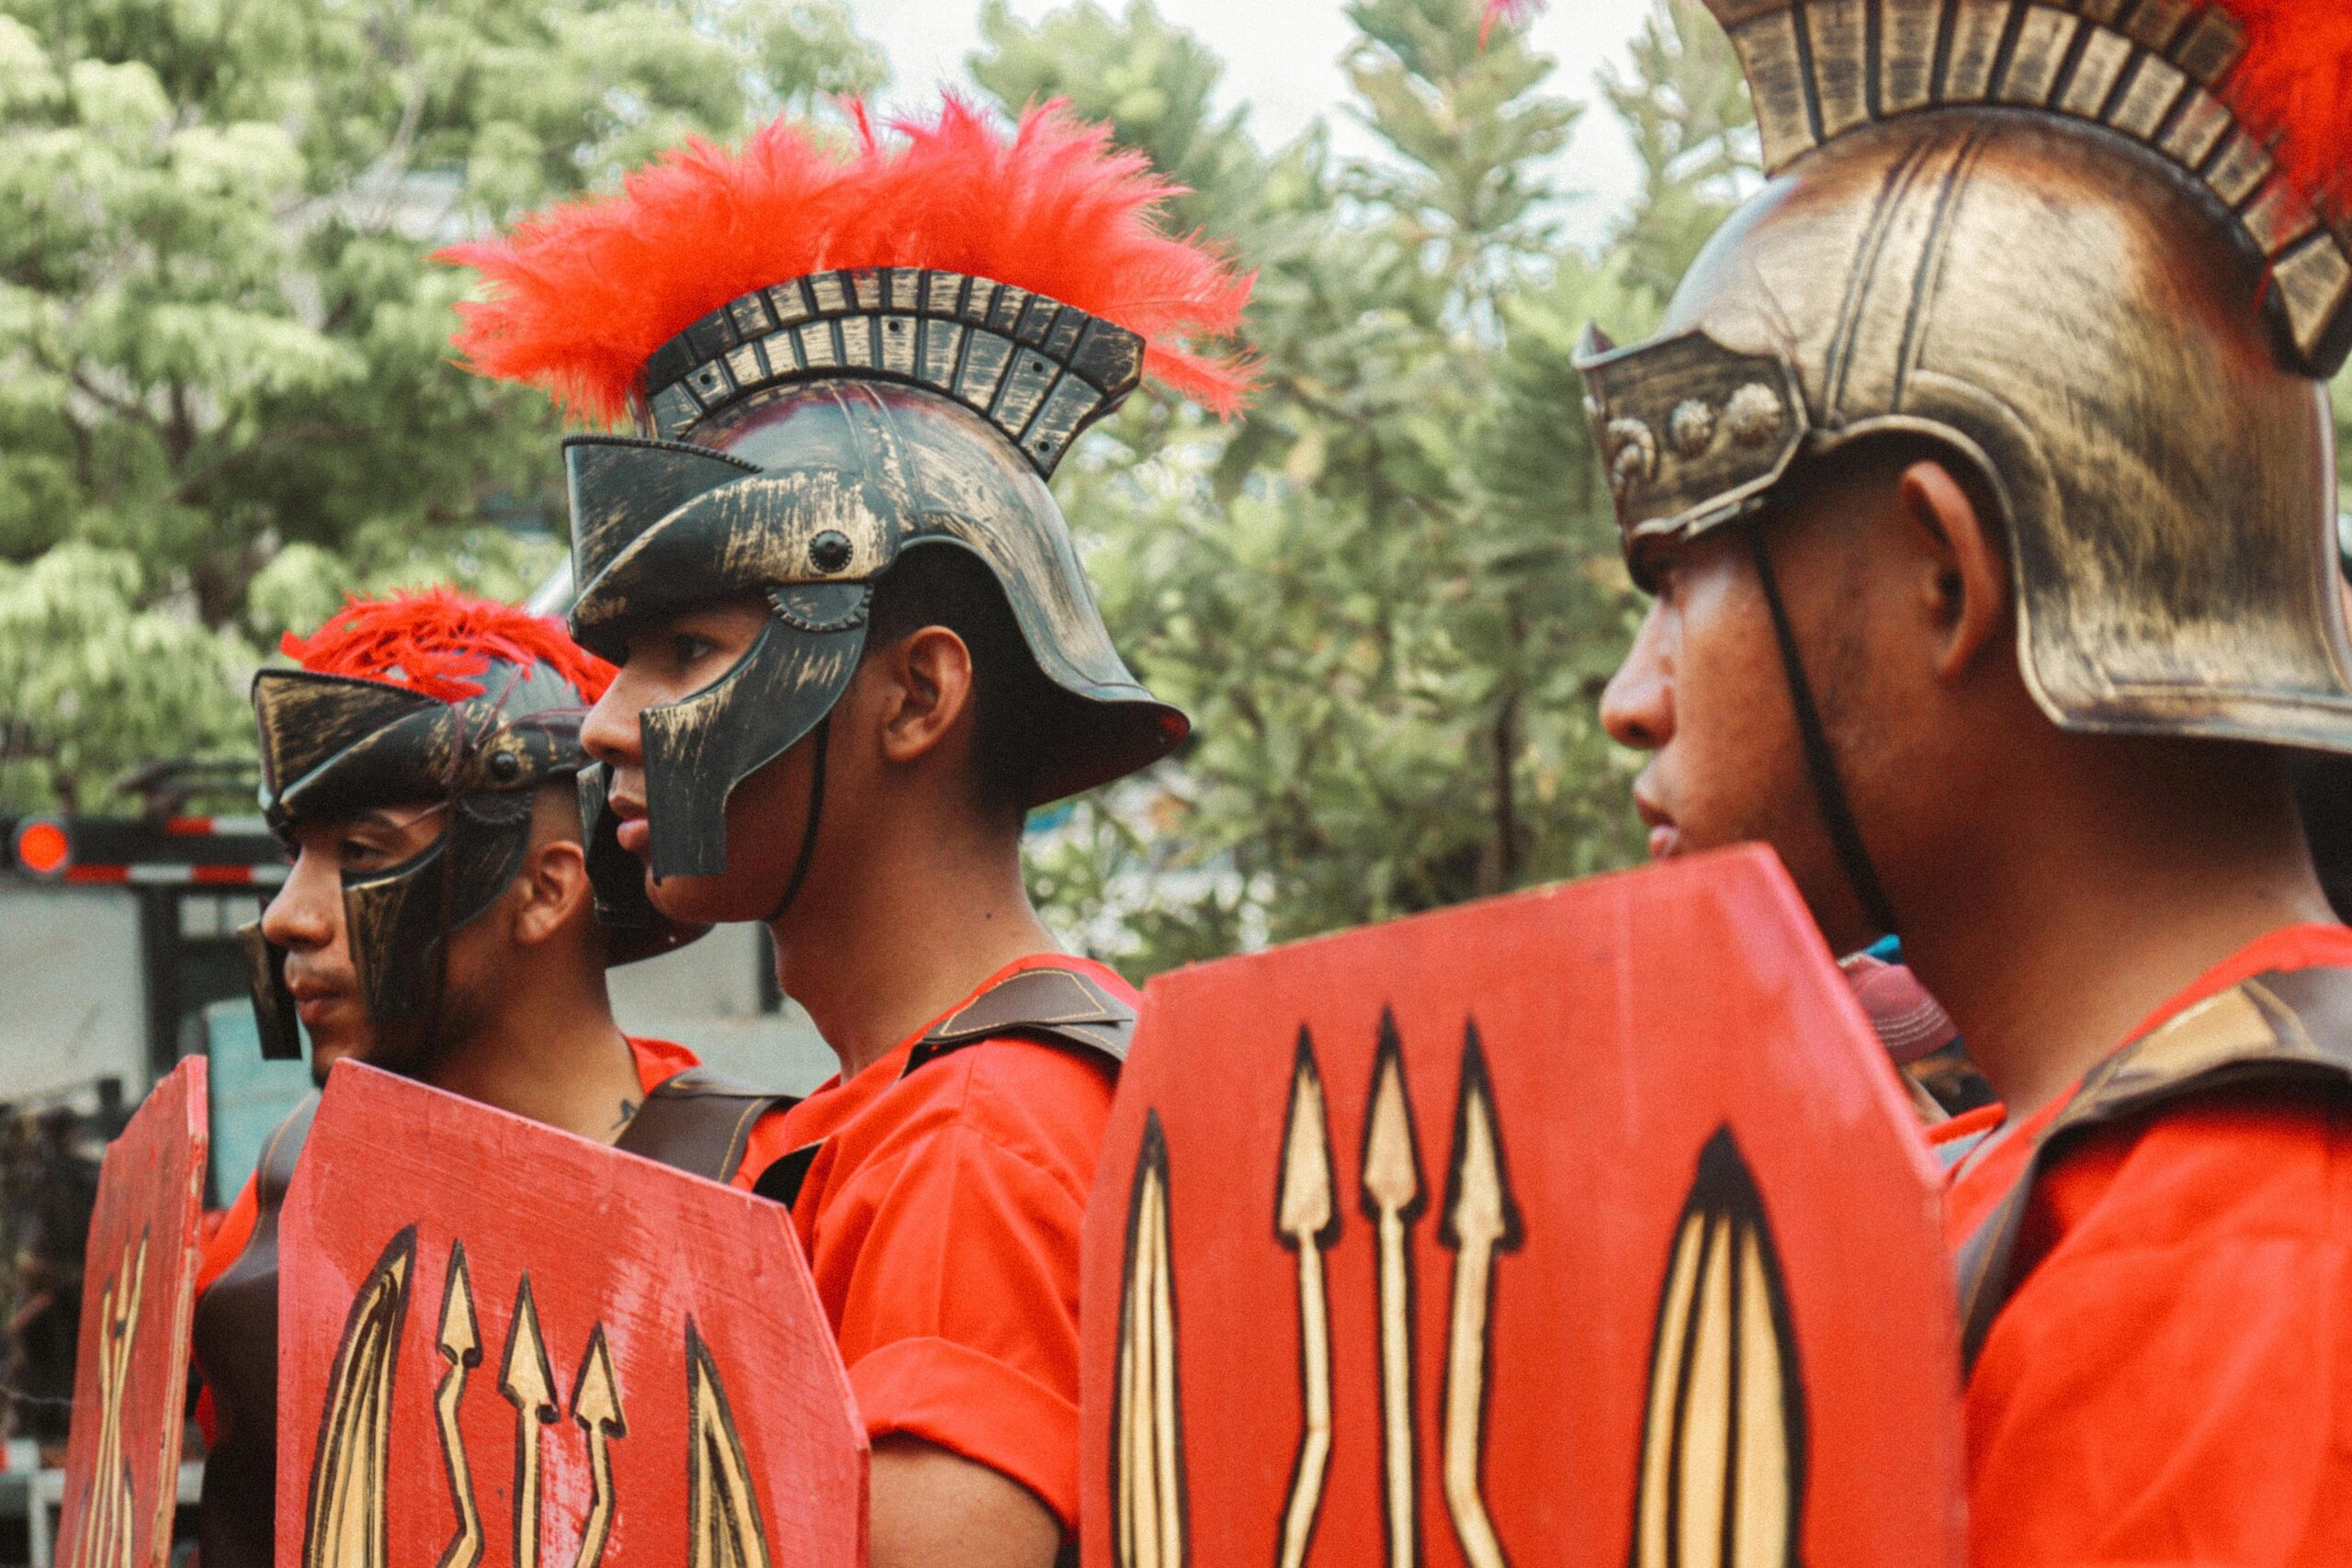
<box><xmin>1955</xmin><ymin>964</ymin><xmax>2352</xmax><ymax>1367</ymax></box>
<box><xmin>615</xmin><ymin>1066</ymin><xmax>796</xmax><ymax>1184</ymax></box>
<box><xmin>903</xmin><ymin>963</ymin><xmax>1136</xmax><ymax>1078</ymax></box>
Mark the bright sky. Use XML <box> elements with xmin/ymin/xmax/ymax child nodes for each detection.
<box><xmin>858</xmin><ymin>0</ymin><xmax>1658</xmax><ymax>248</ymax></box>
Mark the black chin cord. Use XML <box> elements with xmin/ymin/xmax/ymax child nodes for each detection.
<box><xmin>764</xmin><ymin>716</ymin><xmax>831</xmax><ymax>925</ymax></box>
<box><xmin>1743</xmin><ymin>521</ymin><xmax>1901</xmax><ymax>942</ymax></box>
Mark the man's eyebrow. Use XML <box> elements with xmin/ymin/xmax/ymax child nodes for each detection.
<box><xmin>349</xmin><ymin>803</ymin><xmax>448</xmax><ymax>831</ymax></box>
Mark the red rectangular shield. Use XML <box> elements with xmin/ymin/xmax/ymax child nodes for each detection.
<box><xmin>1082</xmin><ymin>845</ymin><xmax>1964</xmax><ymax>1568</ymax></box>
<box><xmin>55</xmin><ymin>1056</ymin><xmax>209</xmax><ymax>1568</ymax></box>
<box><xmin>277</xmin><ymin>1060</ymin><xmax>865</xmax><ymax>1568</ymax></box>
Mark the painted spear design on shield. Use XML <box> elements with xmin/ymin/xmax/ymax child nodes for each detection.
<box><xmin>686</xmin><ymin>1322</ymin><xmax>774</xmax><ymax>1568</ymax></box>
<box><xmin>1114</xmin><ymin>1111</ymin><xmax>1187</xmax><ymax>1568</ymax></box>
<box><xmin>1629</xmin><ymin>1127</ymin><xmax>1806</xmax><ymax>1568</ymax></box>
<box><xmin>1274</xmin><ymin>1029</ymin><xmax>1340</xmax><ymax>1568</ymax></box>
<box><xmin>498</xmin><ymin>1278</ymin><xmax>559</xmax><ymax>1568</ymax></box>
<box><xmin>302</xmin><ymin>1227</ymin><xmax>415</xmax><ymax>1568</ymax></box>
<box><xmin>433</xmin><ymin>1243</ymin><xmax>483</xmax><ymax>1568</ymax></box>
<box><xmin>1437</xmin><ymin>1026</ymin><xmax>1521</xmax><ymax>1568</ymax></box>
<box><xmin>570</xmin><ymin>1326</ymin><xmax>627</xmax><ymax>1568</ymax></box>
<box><xmin>1360</xmin><ymin>1012</ymin><xmax>1426</xmax><ymax>1568</ymax></box>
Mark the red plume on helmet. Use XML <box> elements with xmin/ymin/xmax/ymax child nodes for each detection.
<box><xmin>280</xmin><ymin>587</ymin><xmax>615</xmax><ymax>705</ymax></box>
<box><xmin>438</xmin><ymin>96</ymin><xmax>1256</xmax><ymax>427</ymax></box>
<box><xmin>1479</xmin><ymin>0</ymin><xmax>1544</xmax><ymax>46</ymax></box>
<box><xmin>2208</xmin><ymin>0</ymin><xmax>2352</xmax><ymax>225</ymax></box>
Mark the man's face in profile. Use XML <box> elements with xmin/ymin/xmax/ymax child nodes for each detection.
<box><xmin>259</xmin><ymin>804</ymin><xmax>447</xmax><ymax>1085</ymax></box>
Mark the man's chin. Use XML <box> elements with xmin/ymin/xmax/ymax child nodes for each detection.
<box><xmin>644</xmin><ymin>863</ymin><xmax>785</xmax><ymax>927</ymax></box>
<box><xmin>305</xmin><ymin>1035</ymin><xmax>368</xmax><ymax>1089</ymax></box>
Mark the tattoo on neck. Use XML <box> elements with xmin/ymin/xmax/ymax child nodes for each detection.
<box><xmin>614</xmin><ymin>1098</ymin><xmax>639</xmax><ymax>1131</ymax></box>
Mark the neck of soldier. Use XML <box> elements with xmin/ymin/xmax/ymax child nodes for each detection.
<box><xmin>774</xmin><ymin>812</ymin><xmax>1059</xmax><ymax>1082</ymax></box>
<box><xmin>424</xmin><ymin>938</ymin><xmax>641</xmax><ymax>1145</ymax></box>
<box><xmin>1896</xmin><ymin>733</ymin><xmax>2333</xmax><ymax>1124</ymax></box>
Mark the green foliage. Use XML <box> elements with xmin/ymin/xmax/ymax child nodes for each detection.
<box><xmin>0</xmin><ymin>0</ymin><xmax>879</xmax><ymax>810</ymax></box>
<box><xmin>0</xmin><ymin>0</ymin><xmax>1774</xmax><ymax>953</ymax></box>
<box><xmin>0</xmin><ymin>544</ymin><xmax>255</xmax><ymax>809</ymax></box>
<box><xmin>993</xmin><ymin>0</ymin><xmax>1751</xmax><ymax>973</ymax></box>
<box><xmin>1600</xmin><ymin>0</ymin><xmax>1756</xmax><ymax>308</ymax></box>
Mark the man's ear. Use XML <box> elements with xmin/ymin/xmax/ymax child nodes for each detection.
<box><xmin>510</xmin><ymin>835</ymin><xmax>594</xmax><ymax>947</ymax></box>
<box><xmin>875</xmin><ymin>626</ymin><xmax>978</xmax><ymax>767</ymax></box>
<box><xmin>1898</xmin><ymin>458</ymin><xmax>2008</xmax><ymax>683</ymax></box>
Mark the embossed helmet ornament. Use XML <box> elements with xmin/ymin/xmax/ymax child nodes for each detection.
<box><xmin>441</xmin><ymin>98</ymin><xmax>1254</xmax><ymax>914</ymax></box>
<box><xmin>243</xmin><ymin>590</ymin><xmax>703</xmax><ymax>1061</ymax></box>
<box><xmin>1576</xmin><ymin>0</ymin><xmax>2352</xmax><ymax>941</ymax></box>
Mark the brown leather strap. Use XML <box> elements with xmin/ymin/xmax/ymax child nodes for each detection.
<box><xmin>904</xmin><ymin>963</ymin><xmax>1136</xmax><ymax>1077</ymax></box>
<box><xmin>614</xmin><ymin>1066</ymin><xmax>797</xmax><ymax>1184</ymax></box>
<box><xmin>1954</xmin><ymin>964</ymin><xmax>2352</xmax><ymax>1369</ymax></box>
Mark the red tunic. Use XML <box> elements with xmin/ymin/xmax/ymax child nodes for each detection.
<box><xmin>732</xmin><ymin>953</ymin><xmax>1125</xmax><ymax>1534</ymax></box>
<box><xmin>1950</xmin><ymin>924</ymin><xmax>2352</xmax><ymax>1565</ymax></box>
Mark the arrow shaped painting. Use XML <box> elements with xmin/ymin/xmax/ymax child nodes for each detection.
<box><xmin>278</xmin><ymin>1061</ymin><xmax>865</xmax><ymax>1568</ymax></box>
<box><xmin>1081</xmin><ymin>847</ymin><xmax>1966</xmax><ymax>1568</ymax></box>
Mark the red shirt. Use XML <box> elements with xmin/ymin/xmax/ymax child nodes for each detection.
<box><xmin>1951</xmin><ymin>924</ymin><xmax>2352</xmax><ymax>1566</ymax></box>
<box><xmin>731</xmin><ymin>954</ymin><xmax>1125</xmax><ymax>1535</ymax></box>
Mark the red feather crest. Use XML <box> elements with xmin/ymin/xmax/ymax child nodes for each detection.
<box><xmin>1480</xmin><ymin>0</ymin><xmax>1544</xmax><ymax>46</ymax></box>
<box><xmin>282</xmin><ymin>587</ymin><xmax>614</xmax><ymax>705</ymax></box>
<box><xmin>2210</xmin><ymin>0</ymin><xmax>2352</xmax><ymax>224</ymax></box>
<box><xmin>440</xmin><ymin>97</ymin><xmax>1255</xmax><ymax>426</ymax></box>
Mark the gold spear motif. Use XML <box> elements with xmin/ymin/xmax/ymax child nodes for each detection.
<box><xmin>1114</xmin><ymin>1112</ymin><xmax>1186</xmax><ymax>1568</ymax></box>
<box><xmin>1629</xmin><ymin>1128</ymin><xmax>1805</xmax><ymax>1568</ymax></box>
<box><xmin>499</xmin><ymin>1277</ymin><xmax>559</xmax><ymax>1568</ymax></box>
<box><xmin>1437</xmin><ymin>1026</ymin><xmax>1520</xmax><ymax>1568</ymax></box>
<box><xmin>685</xmin><ymin>1323</ymin><xmax>773</xmax><ymax>1568</ymax></box>
<box><xmin>71</xmin><ymin>1230</ymin><xmax>146</xmax><ymax>1568</ymax></box>
<box><xmin>1359</xmin><ymin>1012</ymin><xmax>1426</xmax><ymax>1568</ymax></box>
<box><xmin>433</xmin><ymin>1243</ymin><xmax>482</xmax><ymax>1568</ymax></box>
<box><xmin>570</xmin><ymin>1326</ymin><xmax>627</xmax><ymax>1568</ymax></box>
<box><xmin>303</xmin><ymin>1227</ymin><xmax>416</xmax><ymax>1568</ymax></box>
<box><xmin>1274</xmin><ymin>1030</ymin><xmax>1340</xmax><ymax>1568</ymax></box>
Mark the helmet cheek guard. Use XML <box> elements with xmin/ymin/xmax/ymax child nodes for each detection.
<box><xmin>339</xmin><ymin>794</ymin><xmax>533</xmax><ymax>1025</ymax></box>
<box><xmin>238</xmin><ymin>917</ymin><xmax>301</xmax><ymax>1061</ymax></box>
<box><xmin>638</xmin><ymin>586</ymin><xmax>869</xmax><ymax>881</ymax></box>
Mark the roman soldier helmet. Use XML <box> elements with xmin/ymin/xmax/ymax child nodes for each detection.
<box><xmin>440</xmin><ymin>99</ymin><xmax>1252</xmax><ymax>909</ymax></box>
<box><xmin>1571</xmin><ymin>0</ymin><xmax>2350</xmax><ymax>935</ymax></box>
<box><xmin>243</xmin><ymin>590</ymin><xmax>700</xmax><ymax>1060</ymax></box>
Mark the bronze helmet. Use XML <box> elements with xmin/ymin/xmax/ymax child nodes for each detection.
<box><xmin>243</xmin><ymin>592</ymin><xmax>700</xmax><ymax>1061</ymax></box>
<box><xmin>1577</xmin><ymin>0</ymin><xmax>2349</xmax><ymax>931</ymax></box>
<box><xmin>564</xmin><ymin>267</ymin><xmax>1187</xmax><ymax>885</ymax></box>
<box><xmin>442</xmin><ymin>100</ymin><xmax>1251</xmax><ymax>914</ymax></box>
<box><xmin>1583</xmin><ymin>0</ymin><xmax>2348</xmax><ymax>743</ymax></box>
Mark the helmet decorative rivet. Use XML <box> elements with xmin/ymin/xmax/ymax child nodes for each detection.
<box><xmin>1607</xmin><ymin>417</ymin><xmax>1658</xmax><ymax>493</ymax></box>
<box><xmin>488</xmin><ymin>750</ymin><xmax>523</xmax><ymax>783</ymax></box>
<box><xmin>1668</xmin><ymin>399</ymin><xmax>1716</xmax><ymax>457</ymax></box>
<box><xmin>809</xmin><ymin>531</ymin><xmax>854</xmax><ymax>573</ymax></box>
<box><xmin>1724</xmin><ymin>383</ymin><xmax>1784</xmax><ymax>447</ymax></box>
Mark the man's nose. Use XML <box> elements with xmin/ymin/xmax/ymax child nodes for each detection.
<box><xmin>261</xmin><ymin>851</ymin><xmax>340</xmax><ymax>953</ymax></box>
<box><xmin>1600</xmin><ymin>603</ymin><xmax>1674</xmax><ymax>752</ymax></box>
<box><xmin>580</xmin><ymin>675</ymin><xmax>644</xmax><ymax>768</ymax></box>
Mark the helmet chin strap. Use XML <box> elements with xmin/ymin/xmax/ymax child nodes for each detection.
<box><xmin>1742</xmin><ymin>519</ymin><xmax>1901</xmax><ymax>942</ymax></box>
<box><xmin>763</xmin><ymin>716</ymin><xmax>833</xmax><ymax>926</ymax></box>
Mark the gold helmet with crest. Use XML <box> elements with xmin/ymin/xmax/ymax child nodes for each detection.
<box><xmin>1577</xmin><ymin>0</ymin><xmax>2350</xmax><ymax>761</ymax></box>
